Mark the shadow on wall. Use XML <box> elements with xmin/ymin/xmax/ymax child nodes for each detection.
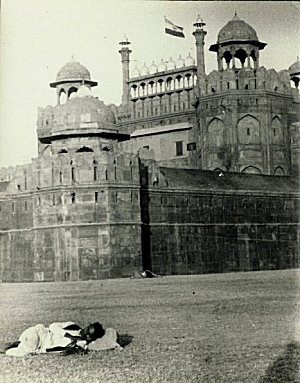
<box><xmin>259</xmin><ymin>342</ymin><xmax>300</xmax><ymax>383</ymax></box>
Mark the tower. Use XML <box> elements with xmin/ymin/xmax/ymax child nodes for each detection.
<box><xmin>119</xmin><ymin>36</ymin><xmax>132</xmax><ymax>106</ymax></box>
<box><xmin>193</xmin><ymin>15</ymin><xmax>207</xmax><ymax>77</ymax></box>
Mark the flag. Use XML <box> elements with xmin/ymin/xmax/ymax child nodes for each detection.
<box><xmin>164</xmin><ymin>17</ymin><xmax>185</xmax><ymax>38</ymax></box>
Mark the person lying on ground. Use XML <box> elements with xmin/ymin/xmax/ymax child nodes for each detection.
<box><xmin>4</xmin><ymin>321</ymin><xmax>122</xmax><ymax>357</ymax></box>
<box><xmin>141</xmin><ymin>270</ymin><xmax>159</xmax><ymax>278</ymax></box>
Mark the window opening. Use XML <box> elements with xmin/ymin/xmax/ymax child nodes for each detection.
<box><xmin>71</xmin><ymin>167</ymin><xmax>75</xmax><ymax>182</ymax></box>
<box><xmin>176</xmin><ymin>141</ymin><xmax>183</xmax><ymax>156</ymax></box>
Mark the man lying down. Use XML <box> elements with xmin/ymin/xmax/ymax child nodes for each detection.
<box><xmin>5</xmin><ymin>321</ymin><xmax>123</xmax><ymax>357</ymax></box>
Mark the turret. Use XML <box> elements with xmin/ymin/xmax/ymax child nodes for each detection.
<box><xmin>49</xmin><ymin>57</ymin><xmax>97</xmax><ymax>105</ymax></box>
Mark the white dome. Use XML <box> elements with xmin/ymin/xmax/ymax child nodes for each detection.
<box><xmin>176</xmin><ymin>54</ymin><xmax>185</xmax><ymax>68</ymax></box>
<box><xmin>185</xmin><ymin>53</ymin><xmax>195</xmax><ymax>66</ymax></box>
<box><xmin>76</xmin><ymin>84</ymin><xmax>93</xmax><ymax>98</ymax></box>
<box><xmin>166</xmin><ymin>57</ymin><xmax>176</xmax><ymax>70</ymax></box>
<box><xmin>131</xmin><ymin>65</ymin><xmax>140</xmax><ymax>78</ymax></box>
<box><xmin>149</xmin><ymin>61</ymin><xmax>158</xmax><ymax>74</ymax></box>
<box><xmin>158</xmin><ymin>59</ymin><xmax>167</xmax><ymax>72</ymax></box>
<box><xmin>140</xmin><ymin>63</ymin><xmax>149</xmax><ymax>76</ymax></box>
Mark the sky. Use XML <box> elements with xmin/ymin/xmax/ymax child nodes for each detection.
<box><xmin>0</xmin><ymin>0</ymin><xmax>299</xmax><ymax>168</ymax></box>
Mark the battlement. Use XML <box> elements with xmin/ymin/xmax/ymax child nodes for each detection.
<box><xmin>200</xmin><ymin>67</ymin><xmax>292</xmax><ymax>96</ymax></box>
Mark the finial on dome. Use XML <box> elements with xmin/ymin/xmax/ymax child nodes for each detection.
<box><xmin>193</xmin><ymin>14</ymin><xmax>206</xmax><ymax>29</ymax></box>
<box><xmin>232</xmin><ymin>12</ymin><xmax>240</xmax><ymax>21</ymax></box>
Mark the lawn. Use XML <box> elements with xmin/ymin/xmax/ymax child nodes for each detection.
<box><xmin>0</xmin><ymin>269</ymin><xmax>299</xmax><ymax>383</ymax></box>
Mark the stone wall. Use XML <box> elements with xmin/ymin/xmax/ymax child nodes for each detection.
<box><xmin>140</xmin><ymin>161</ymin><xmax>300</xmax><ymax>275</ymax></box>
<box><xmin>0</xmin><ymin>150</ymin><xmax>142</xmax><ymax>282</ymax></box>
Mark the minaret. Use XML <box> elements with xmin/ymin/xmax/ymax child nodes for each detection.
<box><xmin>193</xmin><ymin>15</ymin><xmax>207</xmax><ymax>77</ymax></box>
<box><xmin>119</xmin><ymin>35</ymin><xmax>132</xmax><ymax>106</ymax></box>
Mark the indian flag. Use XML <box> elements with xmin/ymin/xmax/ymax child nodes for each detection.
<box><xmin>164</xmin><ymin>17</ymin><xmax>185</xmax><ymax>38</ymax></box>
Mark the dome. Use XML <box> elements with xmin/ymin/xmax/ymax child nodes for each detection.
<box><xmin>176</xmin><ymin>55</ymin><xmax>185</xmax><ymax>68</ymax></box>
<box><xmin>289</xmin><ymin>57</ymin><xmax>300</xmax><ymax>76</ymax></box>
<box><xmin>166</xmin><ymin>57</ymin><xmax>176</xmax><ymax>70</ymax></box>
<box><xmin>140</xmin><ymin>63</ymin><xmax>149</xmax><ymax>76</ymax></box>
<box><xmin>217</xmin><ymin>13</ymin><xmax>258</xmax><ymax>44</ymax></box>
<box><xmin>131</xmin><ymin>65</ymin><xmax>140</xmax><ymax>78</ymax></box>
<box><xmin>158</xmin><ymin>59</ymin><xmax>167</xmax><ymax>72</ymax></box>
<box><xmin>149</xmin><ymin>61</ymin><xmax>158</xmax><ymax>74</ymax></box>
<box><xmin>56</xmin><ymin>59</ymin><xmax>91</xmax><ymax>82</ymax></box>
<box><xmin>185</xmin><ymin>53</ymin><xmax>195</xmax><ymax>66</ymax></box>
<box><xmin>76</xmin><ymin>84</ymin><xmax>93</xmax><ymax>98</ymax></box>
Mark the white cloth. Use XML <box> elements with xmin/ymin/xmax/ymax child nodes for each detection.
<box><xmin>6</xmin><ymin>322</ymin><xmax>85</xmax><ymax>357</ymax></box>
<box><xmin>87</xmin><ymin>328</ymin><xmax>122</xmax><ymax>351</ymax></box>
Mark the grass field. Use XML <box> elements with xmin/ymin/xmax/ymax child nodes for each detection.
<box><xmin>0</xmin><ymin>269</ymin><xmax>299</xmax><ymax>383</ymax></box>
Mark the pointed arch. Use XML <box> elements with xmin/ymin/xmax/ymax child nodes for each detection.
<box><xmin>241</xmin><ymin>166</ymin><xmax>262</xmax><ymax>175</ymax></box>
<box><xmin>58</xmin><ymin>149</ymin><xmax>68</xmax><ymax>154</ymax></box>
<box><xmin>271</xmin><ymin>116</ymin><xmax>283</xmax><ymax>143</ymax></box>
<box><xmin>59</xmin><ymin>89</ymin><xmax>67</xmax><ymax>104</ymax></box>
<box><xmin>274</xmin><ymin>166</ymin><xmax>285</xmax><ymax>176</ymax></box>
<box><xmin>207</xmin><ymin>118</ymin><xmax>225</xmax><ymax>147</ymax></box>
<box><xmin>237</xmin><ymin>115</ymin><xmax>260</xmax><ymax>144</ymax></box>
<box><xmin>76</xmin><ymin>146</ymin><xmax>94</xmax><ymax>153</ymax></box>
<box><xmin>68</xmin><ymin>87</ymin><xmax>78</xmax><ymax>99</ymax></box>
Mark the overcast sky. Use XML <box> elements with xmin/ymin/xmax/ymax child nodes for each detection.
<box><xmin>0</xmin><ymin>0</ymin><xmax>299</xmax><ymax>168</ymax></box>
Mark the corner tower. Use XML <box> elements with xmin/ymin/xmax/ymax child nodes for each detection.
<box><xmin>196</xmin><ymin>13</ymin><xmax>293</xmax><ymax>176</ymax></box>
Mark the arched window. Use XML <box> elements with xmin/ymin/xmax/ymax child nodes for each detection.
<box><xmin>59</xmin><ymin>89</ymin><xmax>67</xmax><ymax>104</ymax></box>
<box><xmin>270</xmin><ymin>117</ymin><xmax>283</xmax><ymax>144</ymax></box>
<box><xmin>234</xmin><ymin>49</ymin><xmax>247</xmax><ymax>68</ymax></box>
<box><xmin>166</xmin><ymin>77</ymin><xmax>174</xmax><ymax>91</ymax></box>
<box><xmin>207</xmin><ymin>118</ymin><xmax>225</xmax><ymax>147</ymax></box>
<box><xmin>130</xmin><ymin>85</ymin><xmax>138</xmax><ymax>98</ymax></box>
<box><xmin>157</xmin><ymin>79</ymin><xmax>164</xmax><ymax>93</ymax></box>
<box><xmin>71</xmin><ymin>167</ymin><xmax>75</xmax><ymax>182</ymax></box>
<box><xmin>184</xmin><ymin>74</ymin><xmax>192</xmax><ymax>88</ymax></box>
<box><xmin>68</xmin><ymin>87</ymin><xmax>78</xmax><ymax>99</ymax></box>
<box><xmin>237</xmin><ymin>115</ymin><xmax>260</xmax><ymax>144</ymax></box>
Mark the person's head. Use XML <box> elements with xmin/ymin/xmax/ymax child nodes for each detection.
<box><xmin>80</xmin><ymin>322</ymin><xmax>105</xmax><ymax>343</ymax></box>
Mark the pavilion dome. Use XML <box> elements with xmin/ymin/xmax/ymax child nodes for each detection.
<box><xmin>176</xmin><ymin>55</ymin><xmax>185</xmax><ymax>68</ymax></box>
<box><xmin>289</xmin><ymin>57</ymin><xmax>300</xmax><ymax>76</ymax></box>
<box><xmin>56</xmin><ymin>59</ymin><xmax>91</xmax><ymax>82</ymax></box>
<box><xmin>158</xmin><ymin>59</ymin><xmax>167</xmax><ymax>72</ymax></box>
<box><xmin>131</xmin><ymin>65</ymin><xmax>140</xmax><ymax>78</ymax></box>
<box><xmin>166</xmin><ymin>57</ymin><xmax>176</xmax><ymax>70</ymax></box>
<box><xmin>217</xmin><ymin>12</ymin><xmax>258</xmax><ymax>44</ymax></box>
<box><xmin>185</xmin><ymin>53</ymin><xmax>195</xmax><ymax>66</ymax></box>
<box><xmin>140</xmin><ymin>63</ymin><xmax>149</xmax><ymax>76</ymax></box>
<box><xmin>149</xmin><ymin>61</ymin><xmax>158</xmax><ymax>74</ymax></box>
